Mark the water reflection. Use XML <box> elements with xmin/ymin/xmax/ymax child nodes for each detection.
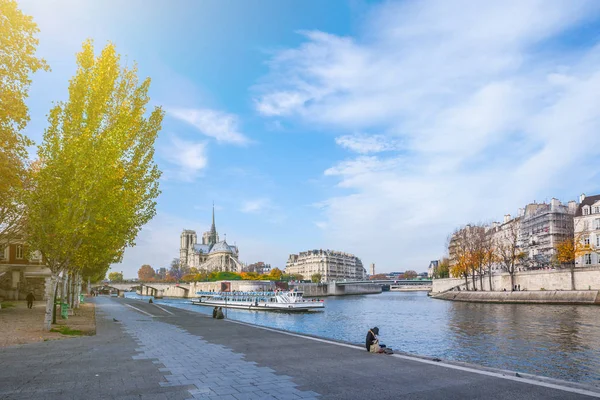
<box><xmin>125</xmin><ymin>291</ymin><xmax>600</xmax><ymax>384</ymax></box>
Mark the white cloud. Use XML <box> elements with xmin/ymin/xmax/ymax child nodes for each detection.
<box><xmin>163</xmin><ymin>136</ymin><xmax>207</xmax><ymax>181</ymax></box>
<box><xmin>255</xmin><ymin>0</ymin><xmax>600</xmax><ymax>271</ymax></box>
<box><xmin>335</xmin><ymin>134</ymin><xmax>401</xmax><ymax>154</ymax></box>
<box><xmin>170</xmin><ymin>108</ymin><xmax>250</xmax><ymax>145</ymax></box>
<box><xmin>240</xmin><ymin>198</ymin><xmax>273</xmax><ymax>214</ymax></box>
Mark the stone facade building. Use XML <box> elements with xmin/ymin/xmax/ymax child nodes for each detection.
<box><xmin>518</xmin><ymin>199</ymin><xmax>576</xmax><ymax>268</ymax></box>
<box><xmin>286</xmin><ymin>249</ymin><xmax>366</xmax><ymax>282</ymax></box>
<box><xmin>179</xmin><ymin>207</ymin><xmax>241</xmax><ymax>272</ymax></box>
<box><xmin>574</xmin><ymin>193</ymin><xmax>600</xmax><ymax>267</ymax></box>
<box><xmin>0</xmin><ymin>235</ymin><xmax>50</xmax><ymax>301</ymax></box>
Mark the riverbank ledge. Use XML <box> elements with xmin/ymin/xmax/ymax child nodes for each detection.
<box><xmin>432</xmin><ymin>290</ymin><xmax>600</xmax><ymax>305</ymax></box>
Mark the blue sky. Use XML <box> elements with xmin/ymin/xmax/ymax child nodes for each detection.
<box><xmin>18</xmin><ymin>0</ymin><xmax>600</xmax><ymax>277</ymax></box>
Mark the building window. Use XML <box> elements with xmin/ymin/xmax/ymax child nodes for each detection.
<box><xmin>0</xmin><ymin>246</ymin><xmax>7</xmax><ymax>260</ymax></box>
<box><xmin>584</xmin><ymin>253</ymin><xmax>592</xmax><ymax>265</ymax></box>
<box><xmin>16</xmin><ymin>245</ymin><xmax>23</xmax><ymax>259</ymax></box>
<box><xmin>583</xmin><ymin>207</ymin><xmax>590</xmax><ymax>215</ymax></box>
<box><xmin>597</xmin><ymin>235</ymin><xmax>600</xmax><ymax>247</ymax></box>
<box><xmin>596</xmin><ymin>219</ymin><xmax>600</xmax><ymax>230</ymax></box>
<box><xmin>584</xmin><ymin>236</ymin><xmax>590</xmax><ymax>246</ymax></box>
<box><xmin>595</xmin><ymin>207</ymin><xmax>600</xmax><ymax>214</ymax></box>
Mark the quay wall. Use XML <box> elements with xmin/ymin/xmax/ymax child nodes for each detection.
<box><xmin>137</xmin><ymin>280</ymin><xmax>382</xmax><ymax>299</ymax></box>
<box><xmin>433</xmin><ymin>290</ymin><xmax>600</xmax><ymax>305</ymax></box>
<box><xmin>432</xmin><ymin>267</ymin><xmax>600</xmax><ymax>293</ymax></box>
<box><xmin>296</xmin><ymin>283</ymin><xmax>382</xmax><ymax>297</ymax></box>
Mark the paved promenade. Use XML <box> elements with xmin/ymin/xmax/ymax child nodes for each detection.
<box><xmin>1</xmin><ymin>297</ymin><xmax>599</xmax><ymax>400</ymax></box>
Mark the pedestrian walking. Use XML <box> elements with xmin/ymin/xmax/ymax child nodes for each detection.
<box><xmin>26</xmin><ymin>292</ymin><xmax>35</xmax><ymax>309</ymax></box>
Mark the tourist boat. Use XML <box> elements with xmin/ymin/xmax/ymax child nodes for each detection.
<box><xmin>191</xmin><ymin>290</ymin><xmax>325</xmax><ymax>312</ymax></box>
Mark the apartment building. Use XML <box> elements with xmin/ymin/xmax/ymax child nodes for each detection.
<box><xmin>286</xmin><ymin>249</ymin><xmax>366</xmax><ymax>282</ymax></box>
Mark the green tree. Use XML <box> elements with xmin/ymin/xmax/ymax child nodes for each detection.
<box><xmin>26</xmin><ymin>41</ymin><xmax>163</xmax><ymax>330</ymax></box>
<box><xmin>311</xmin><ymin>273</ymin><xmax>322</xmax><ymax>283</ymax></box>
<box><xmin>0</xmin><ymin>0</ymin><xmax>49</xmax><ymax>243</ymax></box>
<box><xmin>108</xmin><ymin>271</ymin><xmax>123</xmax><ymax>282</ymax></box>
<box><xmin>435</xmin><ymin>258</ymin><xmax>450</xmax><ymax>279</ymax></box>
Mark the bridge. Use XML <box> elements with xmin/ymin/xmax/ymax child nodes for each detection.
<box><xmin>92</xmin><ymin>282</ymin><xmax>190</xmax><ymax>298</ymax></box>
<box><xmin>336</xmin><ymin>279</ymin><xmax>432</xmax><ymax>286</ymax></box>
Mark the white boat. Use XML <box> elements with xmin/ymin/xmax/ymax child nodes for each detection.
<box><xmin>191</xmin><ymin>290</ymin><xmax>324</xmax><ymax>312</ymax></box>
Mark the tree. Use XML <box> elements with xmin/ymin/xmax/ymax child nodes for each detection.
<box><xmin>435</xmin><ymin>258</ymin><xmax>450</xmax><ymax>279</ymax></box>
<box><xmin>404</xmin><ymin>270</ymin><xmax>418</xmax><ymax>279</ymax></box>
<box><xmin>369</xmin><ymin>273</ymin><xmax>387</xmax><ymax>280</ymax></box>
<box><xmin>25</xmin><ymin>41</ymin><xmax>163</xmax><ymax>330</ymax></box>
<box><xmin>108</xmin><ymin>272</ymin><xmax>123</xmax><ymax>282</ymax></box>
<box><xmin>481</xmin><ymin>235</ymin><xmax>497</xmax><ymax>291</ymax></box>
<box><xmin>138</xmin><ymin>265</ymin><xmax>155</xmax><ymax>281</ymax></box>
<box><xmin>449</xmin><ymin>227</ymin><xmax>470</xmax><ymax>289</ymax></box>
<box><xmin>0</xmin><ymin>0</ymin><xmax>49</xmax><ymax>244</ymax></box>
<box><xmin>311</xmin><ymin>273</ymin><xmax>322</xmax><ymax>283</ymax></box>
<box><xmin>496</xmin><ymin>220</ymin><xmax>524</xmax><ymax>291</ymax></box>
<box><xmin>555</xmin><ymin>227</ymin><xmax>595</xmax><ymax>290</ymax></box>
<box><xmin>268</xmin><ymin>267</ymin><xmax>283</xmax><ymax>281</ymax></box>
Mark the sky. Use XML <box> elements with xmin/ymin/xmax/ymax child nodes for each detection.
<box><xmin>17</xmin><ymin>0</ymin><xmax>600</xmax><ymax>278</ymax></box>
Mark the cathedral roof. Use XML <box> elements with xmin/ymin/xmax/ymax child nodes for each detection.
<box><xmin>209</xmin><ymin>240</ymin><xmax>235</xmax><ymax>254</ymax></box>
<box><xmin>193</xmin><ymin>244</ymin><xmax>211</xmax><ymax>253</ymax></box>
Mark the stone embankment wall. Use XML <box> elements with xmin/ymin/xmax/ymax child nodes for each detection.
<box><xmin>296</xmin><ymin>283</ymin><xmax>382</xmax><ymax>297</ymax></box>
<box><xmin>434</xmin><ymin>290</ymin><xmax>600</xmax><ymax>305</ymax></box>
<box><xmin>432</xmin><ymin>267</ymin><xmax>600</xmax><ymax>293</ymax></box>
<box><xmin>150</xmin><ymin>280</ymin><xmax>381</xmax><ymax>298</ymax></box>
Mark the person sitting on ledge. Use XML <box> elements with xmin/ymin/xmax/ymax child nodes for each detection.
<box><xmin>212</xmin><ymin>306</ymin><xmax>218</xmax><ymax>318</ymax></box>
<box><xmin>366</xmin><ymin>327</ymin><xmax>384</xmax><ymax>353</ymax></box>
<box><xmin>215</xmin><ymin>307</ymin><xmax>225</xmax><ymax>319</ymax></box>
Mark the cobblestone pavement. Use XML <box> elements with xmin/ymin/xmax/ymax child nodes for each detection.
<box><xmin>2</xmin><ymin>296</ymin><xmax>599</xmax><ymax>400</ymax></box>
<box><xmin>108</xmin><ymin>300</ymin><xmax>320</xmax><ymax>400</ymax></box>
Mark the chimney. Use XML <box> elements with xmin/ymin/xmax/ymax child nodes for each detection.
<box><xmin>568</xmin><ymin>200</ymin><xmax>577</xmax><ymax>214</ymax></box>
<box><xmin>580</xmin><ymin>193</ymin><xmax>586</xmax><ymax>203</ymax></box>
<box><xmin>550</xmin><ymin>198</ymin><xmax>560</xmax><ymax>210</ymax></box>
<box><xmin>518</xmin><ymin>208</ymin><xmax>525</xmax><ymax>217</ymax></box>
<box><xmin>503</xmin><ymin>214</ymin><xmax>511</xmax><ymax>224</ymax></box>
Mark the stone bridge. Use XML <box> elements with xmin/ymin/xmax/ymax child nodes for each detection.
<box><xmin>93</xmin><ymin>282</ymin><xmax>190</xmax><ymax>298</ymax></box>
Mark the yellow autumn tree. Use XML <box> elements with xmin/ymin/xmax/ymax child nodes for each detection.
<box><xmin>26</xmin><ymin>41</ymin><xmax>163</xmax><ymax>330</ymax></box>
<box><xmin>555</xmin><ymin>234</ymin><xmax>594</xmax><ymax>290</ymax></box>
<box><xmin>0</xmin><ymin>0</ymin><xmax>49</xmax><ymax>242</ymax></box>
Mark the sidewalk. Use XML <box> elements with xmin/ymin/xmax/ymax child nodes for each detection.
<box><xmin>1</xmin><ymin>296</ymin><xmax>599</xmax><ymax>400</ymax></box>
<box><xmin>0</xmin><ymin>300</ymin><xmax>95</xmax><ymax>347</ymax></box>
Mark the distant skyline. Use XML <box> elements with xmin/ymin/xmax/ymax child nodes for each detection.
<box><xmin>18</xmin><ymin>0</ymin><xmax>600</xmax><ymax>277</ymax></box>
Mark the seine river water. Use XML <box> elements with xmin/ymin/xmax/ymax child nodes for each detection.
<box><xmin>126</xmin><ymin>291</ymin><xmax>600</xmax><ymax>384</ymax></box>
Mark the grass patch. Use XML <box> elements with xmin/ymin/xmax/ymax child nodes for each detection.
<box><xmin>1</xmin><ymin>302</ymin><xmax>15</xmax><ymax>308</ymax></box>
<box><xmin>50</xmin><ymin>326</ymin><xmax>83</xmax><ymax>336</ymax></box>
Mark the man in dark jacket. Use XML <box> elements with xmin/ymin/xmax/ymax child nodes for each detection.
<box><xmin>26</xmin><ymin>292</ymin><xmax>35</xmax><ymax>309</ymax></box>
<box><xmin>365</xmin><ymin>327</ymin><xmax>379</xmax><ymax>351</ymax></box>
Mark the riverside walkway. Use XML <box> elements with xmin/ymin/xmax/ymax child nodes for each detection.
<box><xmin>1</xmin><ymin>297</ymin><xmax>599</xmax><ymax>400</ymax></box>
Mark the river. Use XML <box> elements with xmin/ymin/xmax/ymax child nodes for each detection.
<box><xmin>125</xmin><ymin>291</ymin><xmax>600</xmax><ymax>384</ymax></box>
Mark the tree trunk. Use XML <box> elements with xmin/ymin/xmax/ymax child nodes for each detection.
<box><xmin>66</xmin><ymin>271</ymin><xmax>72</xmax><ymax>308</ymax></box>
<box><xmin>571</xmin><ymin>265</ymin><xmax>576</xmax><ymax>291</ymax></box>
<box><xmin>44</xmin><ymin>274</ymin><xmax>59</xmax><ymax>331</ymax></box>
<box><xmin>479</xmin><ymin>270</ymin><xmax>483</xmax><ymax>291</ymax></box>
<box><xmin>472</xmin><ymin>272</ymin><xmax>476</xmax><ymax>290</ymax></box>
<box><xmin>52</xmin><ymin>276</ymin><xmax>59</xmax><ymax>324</ymax></box>
<box><xmin>62</xmin><ymin>271</ymin><xmax>68</xmax><ymax>304</ymax></box>
<box><xmin>488</xmin><ymin>267</ymin><xmax>493</xmax><ymax>291</ymax></box>
<box><xmin>464</xmin><ymin>274</ymin><xmax>469</xmax><ymax>290</ymax></box>
<box><xmin>510</xmin><ymin>271</ymin><xmax>515</xmax><ymax>292</ymax></box>
<box><xmin>75</xmin><ymin>273</ymin><xmax>81</xmax><ymax>308</ymax></box>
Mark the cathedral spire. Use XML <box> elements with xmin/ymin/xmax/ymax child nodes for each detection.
<box><xmin>209</xmin><ymin>202</ymin><xmax>217</xmax><ymax>245</ymax></box>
